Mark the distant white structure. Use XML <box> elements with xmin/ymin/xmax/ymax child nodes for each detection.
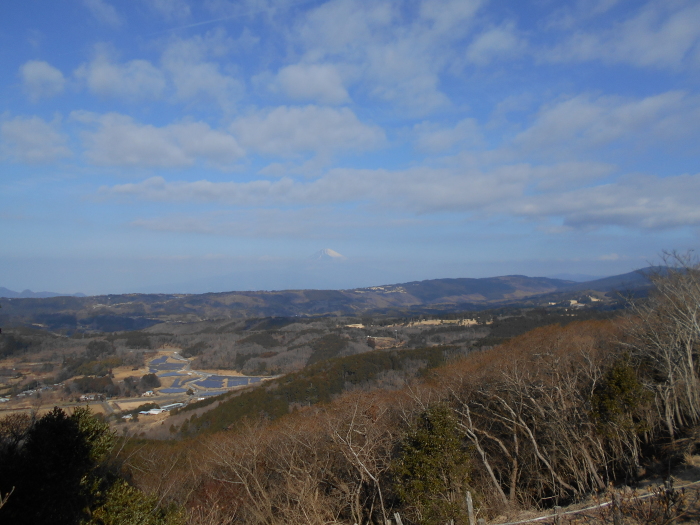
<box><xmin>161</xmin><ymin>403</ymin><xmax>185</xmax><ymax>411</ymax></box>
<box><xmin>139</xmin><ymin>408</ymin><xmax>165</xmax><ymax>415</ymax></box>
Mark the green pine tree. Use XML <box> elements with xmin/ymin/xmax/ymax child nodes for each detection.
<box><xmin>393</xmin><ymin>404</ymin><xmax>472</xmax><ymax>525</ymax></box>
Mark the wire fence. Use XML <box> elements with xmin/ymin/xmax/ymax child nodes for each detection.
<box><xmin>385</xmin><ymin>479</ymin><xmax>700</xmax><ymax>525</ymax></box>
<box><xmin>490</xmin><ymin>479</ymin><xmax>700</xmax><ymax>525</ymax></box>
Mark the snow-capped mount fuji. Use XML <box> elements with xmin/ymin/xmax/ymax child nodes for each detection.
<box><xmin>310</xmin><ymin>249</ymin><xmax>347</xmax><ymax>261</ymax></box>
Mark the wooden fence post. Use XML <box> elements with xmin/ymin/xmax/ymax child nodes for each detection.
<box><xmin>466</xmin><ymin>491</ymin><xmax>476</xmax><ymax>525</ymax></box>
<box><xmin>554</xmin><ymin>506</ymin><xmax>562</xmax><ymax>525</ymax></box>
<box><xmin>613</xmin><ymin>492</ymin><xmax>622</xmax><ymax>525</ymax></box>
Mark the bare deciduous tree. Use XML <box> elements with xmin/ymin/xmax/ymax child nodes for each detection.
<box><xmin>626</xmin><ymin>251</ymin><xmax>700</xmax><ymax>439</ymax></box>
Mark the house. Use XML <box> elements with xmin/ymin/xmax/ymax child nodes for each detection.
<box><xmin>142</xmin><ymin>390</ymin><xmax>154</xmax><ymax>397</ymax></box>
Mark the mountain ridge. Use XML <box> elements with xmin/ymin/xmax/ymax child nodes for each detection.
<box><xmin>0</xmin><ymin>268</ymin><xmax>655</xmax><ymax>332</ymax></box>
<box><xmin>0</xmin><ymin>287</ymin><xmax>85</xmax><ymax>299</ymax></box>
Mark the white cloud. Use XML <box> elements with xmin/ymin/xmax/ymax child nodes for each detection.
<box><xmin>419</xmin><ymin>0</ymin><xmax>484</xmax><ymax>34</ymax></box>
<box><xmin>101</xmin><ymin>158</ymin><xmax>700</xmax><ymax>232</ymax></box>
<box><xmin>512</xmin><ymin>91</ymin><xmax>700</xmax><ymax>158</ymax></box>
<box><xmin>1</xmin><ymin>115</ymin><xmax>71</xmax><ymax>163</ymax></box>
<box><xmin>100</xmin><ymin>163</ymin><xmax>524</xmax><ymax>212</ymax></box>
<box><xmin>465</xmin><ymin>22</ymin><xmax>524</xmax><ymax>65</ymax></box>
<box><xmin>230</xmin><ymin>105</ymin><xmax>385</xmax><ymax>157</ymax></box>
<box><xmin>547</xmin><ymin>1</ymin><xmax>700</xmax><ymax>69</ymax></box>
<box><xmin>162</xmin><ymin>34</ymin><xmax>243</xmax><ymax>110</ymax></box>
<box><xmin>413</xmin><ymin>118</ymin><xmax>483</xmax><ymax>152</ymax></box>
<box><xmin>273</xmin><ymin>63</ymin><xmax>350</xmax><ymax>104</ymax></box>
<box><xmin>20</xmin><ymin>61</ymin><xmax>65</xmax><ymax>101</ymax></box>
<box><xmin>82</xmin><ymin>0</ymin><xmax>122</xmax><ymax>28</ymax></box>
<box><xmin>298</xmin><ymin>0</ymin><xmax>394</xmax><ymax>59</ymax></box>
<box><xmin>544</xmin><ymin>0</ymin><xmax>626</xmax><ymax>31</ymax></box>
<box><xmin>73</xmin><ymin>34</ymin><xmax>245</xmax><ymax>107</ymax></box>
<box><xmin>75</xmin><ymin>112</ymin><xmax>244</xmax><ymax>168</ymax></box>
<box><xmin>75</xmin><ymin>53</ymin><xmax>166</xmax><ymax>101</ymax></box>
<box><xmin>364</xmin><ymin>41</ymin><xmax>450</xmax><ymax>113</ymax></box>
<box><xmin>532</xmin><ymin>161</ymin><xmax>616</xmax><ymax>190</ymax></box>
<box><xmin>295</xmin><ymin>0</ymin><xmax>480</xmax><ymax>114</ymax></box>
<box><xmin>515</xmin><ymin>173</ymin><xmax>700</xmax><ymax>230</ymax></box>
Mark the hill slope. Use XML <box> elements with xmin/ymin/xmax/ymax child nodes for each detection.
<box><xmin>0</xmin><ymin>269</ymin><xmax>652</xmax><ymax>331</ymax></box>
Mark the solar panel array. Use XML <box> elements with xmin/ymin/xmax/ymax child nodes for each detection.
<box><xmin>194</xmin><ymin>377</ymin><xmax>225</xmax><ymax>389</ymax></box>
<box><xmin>170</xmin><ymin>377</ymin><xmax>195</xmax><ymax>388</ymax></box>
<box><xmin>191</xmin><ymin>375</ymin><xmax>267</xmax><ymax>389</ymax></box>
<box><xmin>227</xmin><ymin>377</ymin><xmax>251</xmax><ymax>387</ymax></box>
<box><xmin>198</xmin><ymin>391</ymin><xmax>227</xmax><ymax>397</ymax></box>
<box><xmin>154</xmin><ymin>362</ymin><xmax>183</xmax><ymax>370</ymax></box>
<box><xmin>147</xmin><ymin>356</ymin><xmax>266</xmax><ymax>395</ymax></box>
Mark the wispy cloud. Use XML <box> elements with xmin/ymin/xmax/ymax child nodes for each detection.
<box><xmin>74</xmin><ymin>112</ymin><xmax>244</xmax><ymax>168</ymax></box>
<box><xmin>1</xmin><ymin>115</ymin><xmax>71</xmax><ymax>163</ymax></box>
<box><xmin>271</xmin><ymin>63</ymin><xmax>350</xmax><ymax>104</ymax></box>
<box><xmin>101</xmin><ymin>163</ymin><xmax>700</xmax><ymax>232</ymax></box>
<box><xmin>545</xmin><ymin>1</ymin><xmax>700</xmax><ymax>69</ymax></box>
<box><xmin>230</xmin><ymin>105</ymin><xmax>385</xmax><ymax>158</ymax></box>
<box><xmin>75</xmin><ymin>52</ymin><xmax>166</xmax><ymax>101</ymax></box>
<box><xmin>20</xmin><ymin>61</ymin><xmax>65</xmax><ymax>101</ymax></box>
<box><xmin>82</xmin><ymin>0</ymin><xmax>122</xmax><ymax>28</ymax></box>
<box><xmin>511</xmin><ymin>91</ymin><xmax>700</xmax><ymax>160</ymax></box>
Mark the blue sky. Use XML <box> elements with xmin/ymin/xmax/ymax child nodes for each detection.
<box><xmin>1</xmin><ymin>0</ymin><xmax>699</xmax><ymax>294</ymax></box>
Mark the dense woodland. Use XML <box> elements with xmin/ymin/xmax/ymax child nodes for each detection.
<box><xmin>1</xmin><ymin>255</ymin><xmax>700</xmax><ymax>524</ymax></box>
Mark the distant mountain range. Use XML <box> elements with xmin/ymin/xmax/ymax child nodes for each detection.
<box><xmin>0</xmin><ymin>268</ymin><xmax>656</xmax><ymax>332</ymax></box>
<box><xmin>0</xmin><ymin>287</ymin><xmax>85</xmax><ymax>299</ymax></box>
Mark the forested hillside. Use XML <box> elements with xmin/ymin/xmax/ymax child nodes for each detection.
<box><xmin>1</xmin><ymin>258</ymin><xmax>698</xmax><ymax>524</ymax></box>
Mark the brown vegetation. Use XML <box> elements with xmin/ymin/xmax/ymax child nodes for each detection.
<box><xmin>107</xmin><ymin>256</ymin><xmax>700</xmax><ymax>524</ymax></box>
<box><xmin>3</xmin><ymin>255</ymin><xmax>699</xmax><ymax>524</ymax></box>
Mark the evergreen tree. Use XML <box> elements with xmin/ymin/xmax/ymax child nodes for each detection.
<box><xmin>393</xmin><ymin>404</ymin><xmax>472</xmax><ymax>525</ymax></box>
<box><xmin>0</xmin><ymin>407</ymin><xmax>183</xmax><ymax>525</ymax></box>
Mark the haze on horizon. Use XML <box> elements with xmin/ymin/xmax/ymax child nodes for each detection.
<box><xmin>1</xmin><ymin>0</ymin><xmax>698</xmax><ymax>296</ymax></box>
